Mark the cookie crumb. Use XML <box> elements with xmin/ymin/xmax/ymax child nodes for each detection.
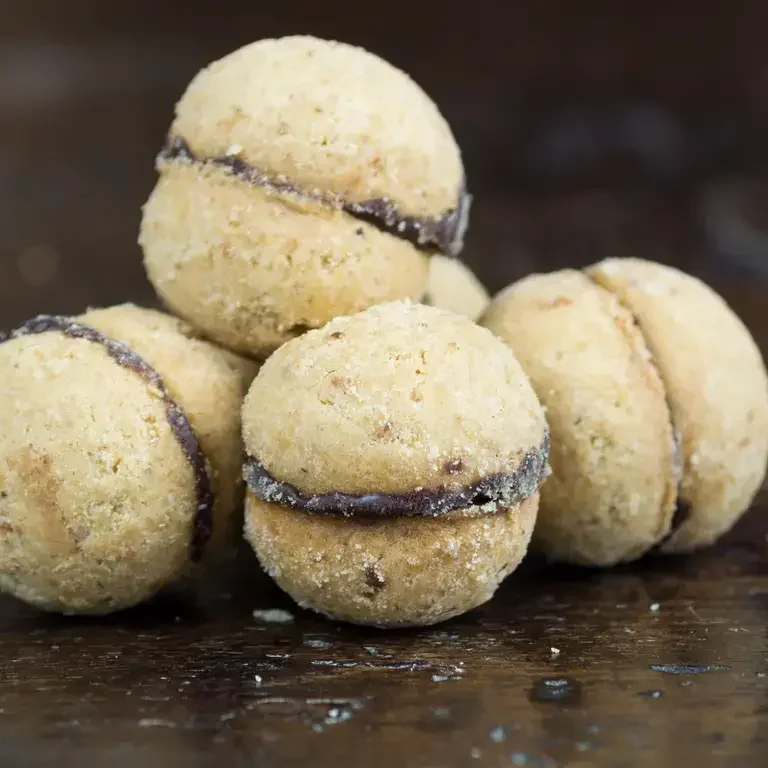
<box><xmin>489</xmin><ymin>725</ymin><xmax>507</xmax><ymax>743</ymax></box>
<box><xmin>252</xmin><ymin>608</ymin><xmax>294</xmax><ymax>624</ymax></box>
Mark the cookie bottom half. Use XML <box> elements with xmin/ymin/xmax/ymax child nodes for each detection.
<box><xmin>141</xmin><ymin>163</ymin><xmax>430</xmax><ymax>358</ymax></box>
<box><xmin>244</xmin><ymin>492</ymin><xmax>538</xmax><ymax>627</ymax></box>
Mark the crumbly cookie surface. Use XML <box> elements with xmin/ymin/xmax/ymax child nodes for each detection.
<box><xmin>425</xmin><ymin>255</ymin><xmax>490</xmax><ymax>321</ymax></box>
<box><xmin>141</xmin><ymin>163</ymin><xmax>428</xmax><ymax>357</ymax></box>
<box><xmin>171</xmin><ymin>36</ymin><xmax>463</xmax><ymax>217</ymax></box>
<box><xmin>141</xmin><ymin>36</ymin><xmax>467</xmax><ymax>358</ymax></box>
<box><xmin>483</xmin><ymin>258</ymin><xmax>768</xmax><ymax>563</ymax></box>
<box><xmin>243</xmin><ymin>301</ymin><xmax>548</xmax><ymax>496</ymax></box>
<box><xmin>245</xmin><ymin>492</ymin><xmax>538</xmax><ymax>628</ymax></box>
<box><xmin>0</xmin><ymin>305</ymin><xmax>250</xmax><ymax>613</ymax></box>
<box><xmin>589</xmin><ymin>258</ymin><xmax>768</xmax><ymax>552</ymax></box>
<box><xmin>241</xmin><ymin>301</ymin><xmax>547</xmax><ymax>626</ymax></box>
<box><xmin>82</xmin><ymin>304</ymin><xmax>252</xmax><ymax>553</ymax></box>
<box><xmin>0</xmin><ymin>330</ymin><xmax>195</xmax><ymax>613</ymax></box>
<box><xmin>481</xmin><ymin>270</ymin><xmax>678</xmax><ymax>565</ymax></box>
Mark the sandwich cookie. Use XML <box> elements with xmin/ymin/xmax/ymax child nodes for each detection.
<box><xmin>242</xmin><ymin>301</ymin><xmax>549</xmax><ymax>627</ymax></box>
<box><xmin>0</xmin><ymin>305</ymin><xmax>253</xmax><ymax>613</ymax></box>
<box><xmin>141</xmin><ymin>36</ymin><xmax>470</xmax><ymax>358</ymax></box>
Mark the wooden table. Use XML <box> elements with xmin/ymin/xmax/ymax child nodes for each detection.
<box><xmin>0</xmin><ymin>289</ymin><xmax>766</xmax><ymax>768</ymax></box>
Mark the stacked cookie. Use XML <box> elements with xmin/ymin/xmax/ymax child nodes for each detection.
<box><xmin>1</xmin><ymin>35</ymin><xmax>766</xmax><ymax>627</ymax></box>
<box><xmin>0</xmin><ymin>36</ymin><xmax>528</xmax><ymax>624</ymax></box>
<box><xmin>140</xmin><ymin>36</ymin><xmax>470</xmax><ymax>359</ymax></box>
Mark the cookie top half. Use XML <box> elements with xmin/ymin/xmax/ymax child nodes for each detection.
<box><xmin>242</xmin><ymin>302</ymin><xmax>548</xmax><ymax>513</ymax></box>
<box><xmin>165</xmin><ymin>36</ymin><xmax>467</xmax><ymax>253</ymax></box>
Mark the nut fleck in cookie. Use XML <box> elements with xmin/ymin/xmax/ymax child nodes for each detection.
<box><xmin>482</xmin><ymin>259</ymin><xmax>768</xmax><ymax>565</ymax></box>
<box><xmin>0</xmin><ymin>305</ymin><xmax>253</xmax><ymax>614</ymax></box>
<box><xmin>242</xmin><ymin>302</ymin><xmax>549</xmax><ymax>627</ymax></box>
<box><xmin>141</xmin><ymin>36</ymin><xmax>469</xmax><ymax>359</ymax></box>
<box><xmin>424</xmin><ymin>255</ymin><xmax>490</xmax><ymax>321</ymax></box>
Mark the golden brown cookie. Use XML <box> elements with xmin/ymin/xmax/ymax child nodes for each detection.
<box><xmin>242</xmin><ymin>301</ymin><xmax>549</xmax><ymax>626</ymax></box>
<box><xmin>482</xmin><ymin>259</ymin><xmax>768</xmax><ymax>564</ymax></box>
<box><xmin>0</xmin><ymin>305</ymin><xmax>252</xmax><ymax>614</ymax></box>
<box><xmin>141</xmin><ymin>36</ymin><xmax>469</xmax><ymax>358</ymax></box>
<box><xmin>589</xmin><ymin>258</ymin><xmax>768</xmax><ymax>552</ymax></box>
<box><xmin>481</xmin><ymin>271</ymin><xmax>678</xmax><ymax>566</ymax></box>
<box><xmin>424</xmin><ymin>255</ymin><xmax>490</xmax><ymax>321</ymax></box>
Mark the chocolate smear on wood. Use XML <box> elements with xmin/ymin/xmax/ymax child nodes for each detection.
<box><xmin>0</xmin><ymin>315</ymin><xmax>214</xmax><ymax>561</ymax></box>
<box><xmin>160</xmin><ymin>136</ymin><xmax>470</xmax><ymax>256</ymax></box>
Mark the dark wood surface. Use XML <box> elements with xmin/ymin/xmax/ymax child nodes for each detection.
<box><xmin>3</xmin><ymin>2</ymin><xmax>768</xmax><ymax>765</ymax></box>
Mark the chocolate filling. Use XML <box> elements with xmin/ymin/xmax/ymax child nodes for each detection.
<box><xmin>583</xmin><ymin>271</ymin><xmax>686</xmax><ymax>541</ymax></box>
<box><xmin>160</xmin><ymin>136</ymin><xmax>470</xmax><ymax>257</ymax></box>
<box><xmin>0</xmin><ymin>315</ymin><xmax>214</xmax><ymax>561</ymax></box>
<box><xmin>670</xmin><ymin>498</ymin><xmax>692</xmax><ymax>532</ymax></box>
<box><xmin>244</xmin><ymin>433</ymin><xmax>550</xmax><ymax>519</ymax></box>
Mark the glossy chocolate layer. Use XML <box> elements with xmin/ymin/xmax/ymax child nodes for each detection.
<box><xmin>0</xmin><ymin>315</ymin><xmax>214</xmax><ymax>561</ymax></box>
<box><xmin>244</xmin><ymin>434</ymin><xmax>550</xmax><ymax>519</ymax></box>
<box><xmin>160</xmin><ymin>136</ymin><xmax>470</xmax><ymax>257</ymax></box>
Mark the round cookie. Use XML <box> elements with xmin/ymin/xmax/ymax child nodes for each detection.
<box><xmin>482</xmin><ymin>259</ymin><xmax>768</xmax><ymax>564</ymax></box>
<box><xmin>79</xmin><ymin>304</ymin><xmax>258</xmax><ymax>552</ymax></box>
<box><xmin>481</xmin><ymin>271</ymin><xmax>679</xmax><ymax>566</ymax></box>
<box><xmin>424</xmin><ymin>255</ymin><xmax>490</xmax><ymax>321</ymax></box>
<box><xmin>141</xmin><ymin>36</ymin><xmax>470</xmax><ymax>358</ymax></box>
<box><xmin>588</xmin><ymin>258</ymin><xmax>768</xmax><ymax>552</ymax></box>
<box><xmin>0</xmin><ymin>305</ymin><xmax>252</xmax><ymax>614</ymax></box>
<box><xmin>242</xmin><ymin>301</ymin><xmax>549</xmax><ymax>627</ymax></box>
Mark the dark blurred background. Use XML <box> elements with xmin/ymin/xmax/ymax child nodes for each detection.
<box><xmin>2</xmin><ymin>0</ymin><xmax>768</xmax><ymax>331</ymax></box>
